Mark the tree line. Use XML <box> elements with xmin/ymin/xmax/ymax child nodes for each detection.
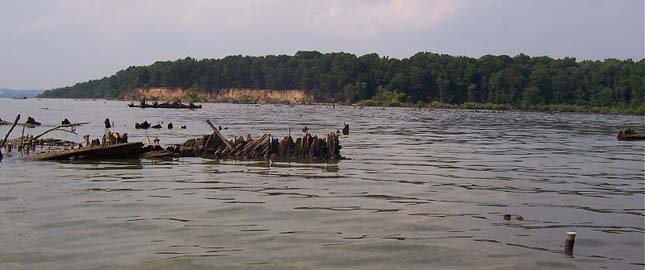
<box><xmin>40</xmin><ymin>51</ymin><xmax>645</xmax><ymax>111</ymax></box>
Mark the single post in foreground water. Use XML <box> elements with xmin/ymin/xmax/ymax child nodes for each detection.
<box><xmin>564</xmin><ymin>231</ymin><xmax>576</xmax><ymax>257</ymax></box>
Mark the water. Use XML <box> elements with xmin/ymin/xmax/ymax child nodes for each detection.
<box><xmin>0</xmin><ymin>99</ymin><xmax>643</xmax><ymax>269</ymax></box>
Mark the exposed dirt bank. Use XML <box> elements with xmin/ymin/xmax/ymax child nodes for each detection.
<box><xmin>123</xmin><ymin>88</ymin><xmax>312</xmax><ymax>104</ymax></box>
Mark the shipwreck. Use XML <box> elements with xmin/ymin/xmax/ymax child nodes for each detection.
<box><xmin>617</xmin><ymin>128</ymin><xmax>645</xmax><ymax>141</ymax></box>
<box><xmin>1</xmin><ymin>117</ymin><xmax>343</xmax><ymax>163</ymax></box>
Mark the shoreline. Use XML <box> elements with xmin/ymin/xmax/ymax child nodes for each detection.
<box><xmin>25</xmin><ymin>97</ymin><xmax>645</xmax><ymax>116</ymax></box>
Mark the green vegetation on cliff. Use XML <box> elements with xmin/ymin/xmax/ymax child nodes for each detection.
<box><xmin>39</xmin><ymin>51</ymin><xmax>645</xmax><ymax>113</ymax></box>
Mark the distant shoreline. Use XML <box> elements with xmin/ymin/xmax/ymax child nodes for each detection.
<box><xmin>23</xmin><ymin>97</ymin><xmax>645</xmax><ymax>116</ymax></box>
<box><xmin>356</xmin><ymin>101</ymin><xmax>645</xmax><ymax>116</ymax></box>
<box><xmin>0</xmin><ymin>89</ymin><xmax>44</xmax><ymax>98</ymax></box>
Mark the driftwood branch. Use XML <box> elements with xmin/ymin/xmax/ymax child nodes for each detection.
<box><xmin>1</xmin><ymin>114</ymin><xmax>20</xmax><ymax>148</ymax></box>
<box><xmin>32</xmin><ymin>124</ymin><xmax>79</xmax><ymax>141</ymax></box>
<box><xmin>66</xmin><ymin>122</ymin><xmax>90</xmax><ymax>127</ymax></box>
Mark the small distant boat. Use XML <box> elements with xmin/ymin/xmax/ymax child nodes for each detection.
<box><xmin>128</xmin><ymin>101</ymin><xmax>202</xmax><ymax>109</ymax></box>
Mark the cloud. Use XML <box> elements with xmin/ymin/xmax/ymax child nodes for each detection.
<box><xmin>309</xmin><ymin>0</ymin><xmax>463</xmax><ymax>37</ymax></box>
<box><xmin>14</xmin><ymin>0</ymin><xmax>463</xmax><ymax>39</ymax></box>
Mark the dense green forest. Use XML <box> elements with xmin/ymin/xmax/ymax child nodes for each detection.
<box><xmin>40</xmin><ymin>51</ymin><xmax>645</xmax><ymax>113</ymax></box>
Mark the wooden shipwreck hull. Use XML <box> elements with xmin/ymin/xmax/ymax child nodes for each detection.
<box><xmin>16</xmin><ymin>118</ymin><xmax>343</xmax><ymax>162</ymax></box>
<box><xmin>24</xmin><ymin>132</ymin><xmax>343</xmax><ymax>162</ymax></box>
<box><xmin>171</xmin><ymin>132</ymin><xmax>343</xmax><ymax>162</ymax></box>
<box><xmin>28</xmin><ymin>142</ymin><xmax>144</xmax><ymax>161</ymax></box>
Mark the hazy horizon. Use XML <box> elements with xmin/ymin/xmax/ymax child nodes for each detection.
<box><xmin>1</xmin><ymin>0</ymin><xmax>643</xmax><ymax>90</ymax></box>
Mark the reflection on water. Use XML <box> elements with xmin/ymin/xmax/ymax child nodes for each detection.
<box><xmin>0</xmin><ymin>99</ymin><xmax>644</xmax><ymax>269</ymax></box>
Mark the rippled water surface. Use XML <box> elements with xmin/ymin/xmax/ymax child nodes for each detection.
<box><xmin>0</xmin><ymin>99</ymin><xmax>644</xmax><ymax>269</ymax></box>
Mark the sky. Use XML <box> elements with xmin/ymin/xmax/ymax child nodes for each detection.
<box><xmin>1</xmin><ymin>0</ymin><xmax>643</xmax><ymax>90</ymax></box>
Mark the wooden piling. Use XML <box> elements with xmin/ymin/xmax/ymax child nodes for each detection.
<box><xmin>19</xmin><ymin>125</ymin><xmax>26</xmax><ymax>152</ymax></box>
<box><xmin>564</xmin><ymin>231</ymin><xmax>576</xmax><ymax>257</ymax></box>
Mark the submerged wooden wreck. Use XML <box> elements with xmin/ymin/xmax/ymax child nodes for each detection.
<box><xmin>0</xmin><ymin>116</ymin><xmax>42</xmax><ymax>128</ymax></box>
<box><xmin>1</xmin><ymin>113</ymin><xmax>343</xmax><ymax>162</ymax></box>
<box><xmin>168</xmin><ymin>131</ymin><xmax>342</xmax><ymax>161</ymax></box>
<box><xmin>617</xmin><ymin>128</ymin><xmax>645</xmax><ymax>141</ymax></box>
<box><xmin>29</xmin><ymin>142</ymin><xmax>144</xmax><ymax>161</ymax></box>
<box><xmin>127</xmin><ymin>101</ymin><xmax>202</xmax><ymax>109</ymax></box>
<box><xmin>6</xmin><ymin>130</ymin><xmax>136</xmax><ymax>161</ymax></box>
<box><xmin>161</xmin><ymin>120</ymin><xmax>342</xmax><ymax>161</ymax></box>
<box><xmin>24</xmin><ymin>132</ymin><xmax>341</xmax><ymax>162</ymax></box>
<box><xmin>13</xmin><ymin>126</ymin><xmax>342</xmax><ymax>162</ymax></box>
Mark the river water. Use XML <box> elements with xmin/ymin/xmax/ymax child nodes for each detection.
<box><xmin>0</xmin><ymin>99</ymin><xmax>643</xmax><ymax>269</ymax></box>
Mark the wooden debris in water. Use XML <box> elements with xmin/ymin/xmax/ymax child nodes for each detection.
<box><xmin>25</xmin><ymin>116</ymin><xmax>41</xmax><ymax>127</ymax></box>
<box><xmin>12</xmin><ymin>118</ymin><xmax>344</xmax><ymax>162</ymax></box>
<box><xmin>3</xmin><ymin>136</ymin><xmax>79</xmax><ymax>157</ymax></box>
<box><xmin>0</xmin><ymin>114</ymin><xmax>20</xmax><ymax>160</ymax></box>
<box><xmin>4</xmin><ymin>137</ymin><xmax>77</xmax><ymax>147</ymax></box>
<box><xmin>29</xmin><ymin>142</ymin><xmax>144</xmax><ymax>161</ymax></box>
<box><xmin>173</xmin><ymin>131</ymin><xmax>342</xmax><ymax>162</ymax></box>
<box><xmin>101</xmin><ymin>131</ymin><xmax>129</xmax><ymax>145</ymax></box>
<box><xmin>135</xmin><ymin>121</ymin><xmax>151</xmax><ymax>129</ymax></box>
<box><xmin>617</xmin><ymin>128</ymin><xmax>645</xmax><ymax>141</ymax></box>
<box><xmin>28</xmin><ymin>131</ymin><xmax>134</xmax><ymax>161</ymax></box>
<box><xmin>0</xmin><ymin>115</ymin><xmax>44</xmax><ymax>128</ymax></box>
<box><xmin>32</xmin><ymin>122</ymin><xmax>89</xmax><ymax>141</ymax></box>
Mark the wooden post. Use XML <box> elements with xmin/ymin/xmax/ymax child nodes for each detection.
<box><xmin>564</xmin><ymin>231</ymin><xmax>576</xmax><ymax>257</ymax></box>
<box><xmin>101</xmin><ymin>132</ymin><xmax>107</xmax><ymax>146</ymax></box>
<box><xmin>19</xmin><ymin>125</ymin><xmax>26</xmax><ymax>151</ymax></box>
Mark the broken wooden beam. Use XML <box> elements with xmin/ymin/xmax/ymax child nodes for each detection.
<box><xmin>206</xmin><ymin>120</ymin><xmax>234</xmax><ymax>151</ymax></box>
<box><xmin>1</xmin><ymin>114</ymin><xmax>20</xmax><ymax>149</ymax></box>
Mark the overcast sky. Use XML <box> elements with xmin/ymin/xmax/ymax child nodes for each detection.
<box><xmin>1</xmin><ymin>0</ymin><xmax>643</xmax><ymax>89</ymax></box>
